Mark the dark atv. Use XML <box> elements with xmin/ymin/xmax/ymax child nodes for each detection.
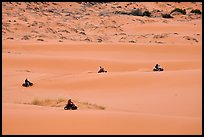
<box><xmin>153</xmin><ymin>68</ymin><xmax>164</xmax><ymax>71</ymax></box>
<box><xmin>98</xmin><ymin>70</ymin><xmax>107</xmax><ymax>73</ymax></box>
<box><xmin>22</xmin><ymin>82</ymin><xmax>33</xmax><ymax>87</ymax></box>
<box><xmin>64</xmin><ymin>103</ymin><xmax>78</xmax><ymax>110</ymax></box>
<box><xmin>98</xmin><ymin>68</ymin><xmax>107</xmax><ymax>73</ymax></box>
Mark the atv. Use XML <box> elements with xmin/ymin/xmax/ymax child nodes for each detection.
<box><xmin>64</xmin><ymin>104</ymin><xmax>78</xmax><ymax>110</ymax></box>
<box><xmin>153</xmin><ymin>68</ymin><xmax>164</xmax><ymax>71</ymax></box>
<box><xmin>98</xmin><ymin>69</ymin><xmax>107</xmax><ymax>73</ymax></box>
<box><xmin>22</xmin><ymin>82</ymin><xmax>33</xmax><ymax>87</ymax></box>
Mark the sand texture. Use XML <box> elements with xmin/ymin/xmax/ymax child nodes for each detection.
<box><xmin>2</xmin><ymin>2</ymin><xmax>202</xmax><ymax>135</ymax></box>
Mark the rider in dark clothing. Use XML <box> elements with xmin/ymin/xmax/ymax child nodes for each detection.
<box><xmin>155</xmin><ymin>64</ymin><xmax>159</xmax><ymax>69</ymax></box>
<box><xmin>22</xmin><ymin>78</ymin><xmax>33</xmax><ymax>87</ymax></box>
<box><xmin>25</xmin><ymin>78</ymin><xmax>30</xmax><ymax>86</ymax></box>
<box><xmin>67</xmin><ymin>99</ymin><xmax>74</xmax><ymax>108</ymax></box>
<box><xmin>153</xmin><ymin>64</ymin><xmax>163</xmax><ymax>71</ymax></box>
<box><xmin>66</xmin><ymin>98</ymin><xmax>77</xmax><ymax>110</ymax></box>
<box><xmin>99</xmin><ymin>66</ymin><xmax>104</xmax><ymax>72</ymax></box>
<box><xmin>98</xmin><ymin>66</ymin><xmax>107</xmax><ymax>73</ymax></box>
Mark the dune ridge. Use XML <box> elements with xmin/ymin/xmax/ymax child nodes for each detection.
<box><xmin>2</xmin><ymin>2</ymin><xmax>202</xmax><ymax>135</ymax></box>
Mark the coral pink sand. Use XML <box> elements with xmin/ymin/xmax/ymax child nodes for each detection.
<box><xmin>2</xmin><ymin>42</ymin><xmax>202</xmax><ymax>135</ymax></box>
<box><xmin>2</xmin><ymin>2</ymin><xmax>202</xmax><ymax>135</ymax></box>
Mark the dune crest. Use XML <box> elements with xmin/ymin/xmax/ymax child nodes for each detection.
<box><xmin>21</xmin><ymin>98</ymin><xmax>105</xmax><ymax>110</ymax></box>
<box><xmin>2</xmin><ymin>2</ymin><xmax>202</xmax><ymax>135</ymax></box>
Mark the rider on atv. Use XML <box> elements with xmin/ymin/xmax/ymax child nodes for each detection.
<box><xmin>153</xmin><ymin>64</ymin><xmax>163</xmax><ymax>71</ymax></box>
<box><xmin>22</xmin><ymin>78</ymin><xmax>33</xmax><ymax>87</ymax></box>
<box><xmin>64</xmin><ymin>98</ymin><xmax>77</xmax><ymax>110</ymax></box>
<box><xmin>98</xmin><ymin>66</ymin><xmax>107</xmax><ymax>73</ymax></box>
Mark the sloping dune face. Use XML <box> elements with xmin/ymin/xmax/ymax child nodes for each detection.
<box><xmin>2</xmin><ymin>2</ymin><xmax>202</xmax><ymax>135</ymax></box>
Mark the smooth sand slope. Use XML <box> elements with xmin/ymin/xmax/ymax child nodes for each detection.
<box><xmin>2</xmin><ymin>2</ymin><xmax>202</xmax><ymax>135</ymax></box>
<box><xmin>2</xmin><ymin>42</ymin><xmax>202</xmax><ymax>135</ymax></box>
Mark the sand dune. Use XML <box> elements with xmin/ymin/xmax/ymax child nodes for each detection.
<box><xmin>3</xmin><ymin>103</ymin><xmax>201</xmax><ymax>135</ymax></box>
<box><xmin>2</xmin><ymin>2</ymin><xmax>202</xmax><ymax>44</ymax></box>
<box><xmin>2</xmin><ymin>42</ymin><xmax>202</xmax><ymax>134</ymax></box>
<box><xmin>2</xmin><ymin>2</ymin><xmax>202</xmax><ymax>135</ymax></box>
